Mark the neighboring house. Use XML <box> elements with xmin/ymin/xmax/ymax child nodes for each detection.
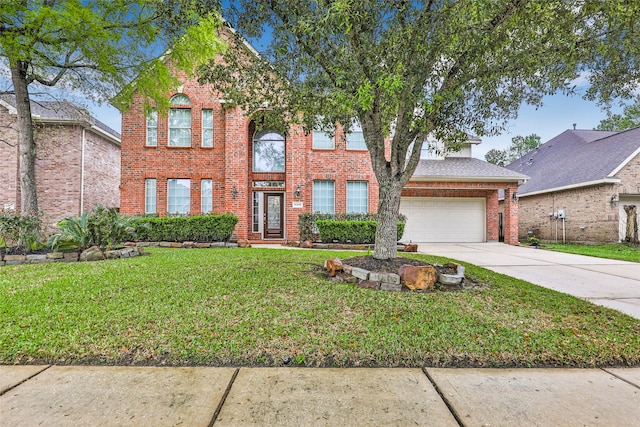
<box><xmin>0</xmin><ymin>96</ymin><xmax>121</xmax><ymax>230</ymax></box>
<box><xmin>505</xmin><ymin>128</ymin><xmax>640</xmax><ymax>243</ymax></box>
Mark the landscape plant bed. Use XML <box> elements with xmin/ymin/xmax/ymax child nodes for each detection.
<box><xmin>1</xmin><ymin>247</ymin><xmax>639</xmax><ymax>368</ymax></box>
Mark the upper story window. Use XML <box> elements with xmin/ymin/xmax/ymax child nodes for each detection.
<box><xmin>169</xmin><ymin>94</ymin><xmax>191</xmax><ymax>147</ymax></box>
<box><xmin>202</xmin><ymin>109</ymin><xmax>213</xmax><ymax>147</ymax></box>
<box><xmin>146</xmin><ymin>111</ymin><xmax>157</xmax><ymax>146</ymax></box>
<box><xmin>346</xmin><ymin>131</ymin><xmax>367</xmax><ymax>150</ymax></box>
<box><xmin>312</xmin><ymin>130</ymin><xmax>334</xmax><ymax>149</ymax></box>
<box><xmin>253</xmin><ymin>130</ymin><xmax>285</xmax><ymax>172</ymax></box>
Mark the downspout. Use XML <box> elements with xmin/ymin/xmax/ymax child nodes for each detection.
<box><xmin>80</xmin><ymin>128</ymin><xmax>85</xmax><ymax>215</ymax></box>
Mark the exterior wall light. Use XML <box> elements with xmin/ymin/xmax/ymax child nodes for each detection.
<box><xmin>295</xmin><ymin>184</ymin><xmax>302</xmax><ymax>198</ymax></box>
<box><xmin>611</xmin><ymin>194</ymin><xmax>619</xmax><ymax>207</ymax></box>
<box><xmin>231</xmin><ymin>185</ymin><xmax>237</xmax><ymax>199</ymax></box>
<box><xmin>511</xmin><ymin>192</ymin><xmax>518</xmax><ymax>202</ymax></box>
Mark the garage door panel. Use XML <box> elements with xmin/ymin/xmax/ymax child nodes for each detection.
<box><xmin>400</xmin><ymin>197</ymin><xmax>485</xmax><ymax>243</ymax></box>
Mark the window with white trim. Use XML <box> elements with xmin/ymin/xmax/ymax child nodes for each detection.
<box><xmin>313</xmin><ymin>180</ymin><xmax>335</xmax><ymax>213</ymax></box>
<box><xmin>201</xmin><ymin>179</ymin><xmax>212</xmax><ymax>213</ymax></box>
<box><xmin>252</xmin><ymin>192</ymin><xmax>260</xmax><ymax>233</ymax></box>
<box><xmin>346</xmin><ymin>131</ymin><xmax>367</xmax><ymax>150</ymax></box>
<box><xmin>253</xmin><ymin>130</ymin><xmax>285</xmax><ymax>172</ymax></box>
<box><xmin>202</xmin><ymin>109</ymin><xmax>213</xmax><ymax>147</ymax></box>
<box><xmin>169</xmin><ymin>94</ymin><xmax>191</xmax><ymax>147</ymax></box>
<box><xmin>347</xmin><ymin>181</ymin><xmax>368</xmax><ymax>213</ymax></box>
<box><xmin>145</xmin><ymin>178</ymin><xmax>156</xmax><ymax>214</ymax></box>
<box><xmin>168</xmin><ymin>179</ymin><xmax>190</xmax><ymax>214</ymax></box>
<box><xmin>312</xmin><ymin>130</ymin><xmax>334</xmax><ymax>149</ymax></box>
<box><xmin>146</xmin><ymin>111</ymin><xmax>157</xmax><ymax>146</ymax></box>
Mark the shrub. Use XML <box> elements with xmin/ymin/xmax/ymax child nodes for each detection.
<box><xmin>132</xmin><ymin>213</ymin><xmax>238</xmax><ymax>242</ymax></box>
<box><xmin>315</xmin><ymin>219</ymin><xmax>405</xmax><ymax>244</ymax></box>
<box><xmin>47</xmin><ymin>205</ymin><xmax>140</xmax><ymax>251</ymax></box>
<box><xmin>298</xmin><ymin>212</ymin><xmax>407</xmax><ymax>242</ymax></box>
<box><xmin>0</xmin><ymin>210</ymin><xmax>42</xmax><ymax>254</ymax></box>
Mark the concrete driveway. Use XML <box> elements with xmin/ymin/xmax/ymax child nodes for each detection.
<box><xmin>418</xmin><ymin>242</ymin><xmax>640</xmax><ymax>319</ymax></box>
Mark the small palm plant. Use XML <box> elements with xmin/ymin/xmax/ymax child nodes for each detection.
<box><xmin>48</xmin><ymin>206</ymin><xmax>143</xmax><ymax>251</ymax></box>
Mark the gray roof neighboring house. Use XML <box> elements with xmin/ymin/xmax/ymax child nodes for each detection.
<box><xmin>506</xmin><ymin>128</ymin><xmax>640</xmax><ymax>196</ymax></box>
<box><xmin>412</xmin><ymin>157</ymin><xmax>528</xmax><ymax>182</ymax></box>
<box><xmin>0</xmin><ymin>95</ymin><xmax>120</xmax><ymax>143</ymax></box>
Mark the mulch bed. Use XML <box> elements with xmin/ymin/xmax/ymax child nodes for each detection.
<box><xmin>342</xmin><ymin>256</ymin><xmax>456</xmax><ymax>275</ymax></box>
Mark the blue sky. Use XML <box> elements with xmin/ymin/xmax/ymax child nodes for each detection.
<box><xmin>90</xmin><ymin>91</ymin><xmax>621</xmax><ymax>161</ymax></box>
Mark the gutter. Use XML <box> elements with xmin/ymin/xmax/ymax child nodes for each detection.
<box><xmin>80</xmin><ymin>128</ymin><xmax>86</xmax><ymax>214</ymax></box>
<box><xmin>517</xmin><ymin>177</ymin><xmax>620</xmax><ymax>198</ymax></box>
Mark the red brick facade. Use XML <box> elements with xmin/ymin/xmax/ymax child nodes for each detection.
<box><xmin>0</xmin><ymin>102</ymin><xmax>121</xmax><ymax>231</ymax></box>
<box><xmin>120</xmin><ymin>77</ymin><xmax>521</xmax><ymax>244</ymax></box>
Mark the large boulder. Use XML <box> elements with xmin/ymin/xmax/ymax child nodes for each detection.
<box><xmin>398</xmin><ymin>264</ymin><xmax>437</xmax><ymax>290</ymax></box>
<box><xmin>324</xmin><ymin>258</ymin><xmax>344</xmax><ymax>277</ymax></box>
<box><xmin>80</xmin><ymin>246</ymin><xmax>104</xmax><ymax>262</ymax></box>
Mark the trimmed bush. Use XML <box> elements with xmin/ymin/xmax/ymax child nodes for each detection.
<box><xmin>133</xmin><ymin>213</ymin><xmax>238</xmax><ymax>242</ymax></box>
<box><xmin>0</xmin><ymin>210</ymin><xmax>41</xmax><ymax>253</ymax></box>
<box><xmin>298</xmin><ymin>212</ymin><xmax>407</xmax><ymax>242</ymax></box>
<box><xmin>316</xmin><ymin>219</ymin><xmax>405</xmax><ymax>244</ymax></box>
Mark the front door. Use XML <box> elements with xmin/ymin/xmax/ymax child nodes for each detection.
<box><xmin>264</xmin><ymin>193</ymin><xmax>284</xmax><ymax>239</ymax></box>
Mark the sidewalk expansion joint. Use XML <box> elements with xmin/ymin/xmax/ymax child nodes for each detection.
<box><xmin>422</xmin><ymin>367</ymin><xmax>465</xmax><ymax>427</ymax></box>
<box><xmin>0</xmin><ymin>365</ymin><xmax>52</xmax><ymax>397</ymax></box>
<box><xmin>208</xmin><ymin>367</ymin><xmax>239</xmax><ymax>426</ymax></box>
<box><xmin>601</xmin><ymin>368</ymin><xmax>640</xmax><ymax>390</ymax></box>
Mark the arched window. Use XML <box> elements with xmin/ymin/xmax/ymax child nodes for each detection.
<box><xmin>169</xmin><ymin>94</ymin><xmax>191</xmax><ymax>146</ymax></box>
<box><xmin>253</xmin><ymin>130</ymin><xmax>285</xmax><ymax>172</ymax></box>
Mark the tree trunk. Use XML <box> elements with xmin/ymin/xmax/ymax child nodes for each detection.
<box><xmin>373</xmin><ymin>177</ymin><xmax>403</xmax><ymax>260</ymax></box>
<box><xmin>10</xmin><ymin>60</ymin><xmax>39</xmax><ymax>215</ymax></box>
<box><xmin>624</xmin><ymin>205</ymin><xmax>638</xmax><ymax>245</ymax></box>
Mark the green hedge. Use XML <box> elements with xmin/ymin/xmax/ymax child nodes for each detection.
<box><xmin>298</xmin><ymin>212</ymin><xmax>407</xmax><ymax>242</ymax></box>
<box><xmin>133</xmin><ymin>213</ymin><xmax>238</xmax><ymax>242</ymax></box>
<box><xmin>315</xmin><ymin>219</ymin><xmax>405</xmax><ymax>244</ymax></box>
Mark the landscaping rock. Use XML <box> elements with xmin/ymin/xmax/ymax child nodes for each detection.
<box><xmin>237</xmin><ymin>239</ymin><xmax>252</xmax><ymax>248</ymax></box>
<box><xmin>63</xmin><ymin>253</ymin><xmax>79</xmax><ymax>262</ymax></box>
<box><xmin>210</xmin><ymin>242</ymin><xmax>225</xmax><ymax>248</ymax></box>
<box><xmin>182</xmin><ymin>241</ymin><xmax>195</xmax><ymax>248</ymax></box>
<box><xmin>300</xmin><ymin>240</ymin><xmax>314</xmax><ymax>248</ymax></box>
<box><xmin>195</xmin><ymin>242</ymin><xmax>211</xmax><ymax>248</ymax></box>
<box><xmin>4</xmin><ymin>255</ymin><xmax>26</xmax><ymax>262</ymax></box>
<box><xmin>369</xmin><ymin>271</ymin><xmax>401</xmax><ymax>285</ymax></box>
<box><xmin>105</xmin><ymin>250</ymin><xmax>121</xmax><ymax>259</ymax></box>
<box><xmin>438</xmin><ymin>262</ymin><xmax>465</xmax><ymax>285</ymax></box>
<box><xmin>46</xmin><ymin>252</ymin><xmax>64</xmax><ymax>259</ymax></box>
<box><xmin>398</xmin><ymin>264</ymin><xmax>437</xmax><ymax>290</ymax></box>
<box><xmin>324</xmin><ymin>258</ymin><xmax>344</xmax><ymax>277</ymax></box>
<box><xmin>381</xmin><ymin>282</ymin><xmax>403</xmax><ymax>292</ymax></box>
<box><xmin>357</xmin><ymin>280</ymin><xmax>381</xmax><ymax>290</ymax></box>
<box><xmin>404</xmin><ymin>243</ymin><xmax>418</xmax><ymax>252</ymax></box>
<box><xmin>350</xmin><ymin>267</ymin><xmax>370</xmax><ymax>281</ymax></box>
<box><xmin>26</xmin><ymin>254</ymin><xmax>47</xmax><ymax>262</ymax></box>
<box><xmin>80</xmin><ymin>246</ymin><xmax>104</xmax><ymax>262</ymax></box>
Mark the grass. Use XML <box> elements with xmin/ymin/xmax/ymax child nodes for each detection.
<box><xmin>1</xmin><ymin>247</ymin><xmax>639</xmax><ymax>368</ymax></box>
<box><xmin>542</xmin><ymin>242</ymin><xmax>640</xmax><ymax>263</ymax></box>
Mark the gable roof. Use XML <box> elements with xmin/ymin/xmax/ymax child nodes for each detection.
<box><xmin>412</xmin><ymin>157</ymin><xmax>528</xmax><ymax>182</ymax></box>
<box><xmin>0</xmin><ymin>95</ymin><xmax>120</xmax><ymax>143</ymax></box>
<box><xmin>506</xmin><ymin>128</ymin><xmax>640</xmax><ymax>196</ymax></box>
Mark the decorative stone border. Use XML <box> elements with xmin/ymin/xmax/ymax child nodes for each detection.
<box><xmin>0</xmin><ymin>247</ymin><xmax>142</xmax><ymax>267</ymax></box>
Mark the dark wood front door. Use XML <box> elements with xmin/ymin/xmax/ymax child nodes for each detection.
<box><xmin>264</xmin><ymin>193</ymin><xmax>284</xmax><ymax>239</ymax></box>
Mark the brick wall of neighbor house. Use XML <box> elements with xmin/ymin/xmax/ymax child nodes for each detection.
<box><xmin>83</xmin><ymin>129</ymin><xmax>121</xmax><ymax>212</ymax></box>
<box><xmin>34</xmin><ymin>124</ymin><xmax>83</xmax><ymax>227</ymax></box>
<box><xmin>0</xmin><ymin>107</ymin><xmax>18</xmax><ymax>211</ymax></box>
<box><xmin>616</xmin><ymin>152</ymin><xmax>640</xmax><ymax>196</ymax></box>
<box><xmin>517</xmin><ymin>184</ymin><xmax>619</xmax><ymax>243</ymax></box>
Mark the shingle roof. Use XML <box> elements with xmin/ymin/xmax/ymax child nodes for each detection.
<box><xmin>412</xmin><ymin>157</ymin><xmax>528</xmax><ymax>182</ymax></box>
<box><xmin>505</xmin><ymin>128</ymin><xmax>640</xmax><ymax>195</ymax></box>
<box><xmin>0</xmin><ymin>95</ymin><xmax>120</xmax><ymax>140</ymax></box>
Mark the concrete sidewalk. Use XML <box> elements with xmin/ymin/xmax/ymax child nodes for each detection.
<box><xmin>1</xmin><ymin>365</ymin><xmax>639</xmax><ymax>426</ymax></box>
<box><xmin>418</xmin><ymin>242</ymin><xmax>640</xmax><ymax>319</ymax></box>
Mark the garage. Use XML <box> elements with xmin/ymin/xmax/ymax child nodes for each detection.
<box><xmin>399</xmin><ymin>197</ymin><xmax>486</xmax><ymax>242</ymax></box>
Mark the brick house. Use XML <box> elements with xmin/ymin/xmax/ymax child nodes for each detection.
<box><xmin>505</xmin><ymin>128</ymin><xmax>640</xmax><ymax>243</ymax></box>
<box><xmin>119</xmin><ymin>71</ymin><xmax>526</xmax><ymax>244</ymax></box>
<box><xmin>0</xmin><ymin>96</ymin><xmax>121</xmax><ymax>229</ymax></box>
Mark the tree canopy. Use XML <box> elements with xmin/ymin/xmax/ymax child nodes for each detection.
<box><xmin>485</xmin><ymin>134</ymin><xmax>542</xmax><ymax>166</ymax></box>
<box><xmin>0</xmin><ymin>0</ymin><xmax>223</xmax><ymax>215</ymax></box>
<box><xmin>201</xmin><ymin>0</ymin><xmax>640</xmax><ymax>259</ymax></box>
<box><xmin>596</xmin><ymin>100</ymin><xmax>640</xmax><ymax>131</ymax></box>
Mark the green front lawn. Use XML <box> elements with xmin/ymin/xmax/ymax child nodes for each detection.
<box><xmin>543</xmin><ymin>243</ymin><xmax>640</xmax><ymax>263</ymax></box>
<box><xmin>1</xmin><ymin>248</ymin><xmax>638</xmax><ymax>367</ymax></box>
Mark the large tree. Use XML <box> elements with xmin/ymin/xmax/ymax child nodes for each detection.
<box><xmin>485</xmin><ymin>134</ymin><xmax>541</xmax><ymax>166</ymax></box>
<box><xmin>0</xmin><ymin>0</ymin><xmax>223</xmax><ymax>216</ymax></box>
<box><xmin>202</xmin><ymin>0</ymin><xmax>640</xmax><ymax>259</ymax></box>
<box><xmin>596</xmin><ymin>100</ymin><xmax>640</xmax><ymax>131</ymax></box>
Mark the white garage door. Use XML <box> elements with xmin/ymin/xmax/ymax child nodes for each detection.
<box><xmin>399</xmin><ymin>197</ymin><xmax>486</xmax><ymax>242</ymax></box>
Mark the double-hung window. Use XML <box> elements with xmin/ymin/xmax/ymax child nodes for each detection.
<box><xmin>312</xmin><ymin>130</ymin><xmax>334</xmax><ymax>149</ymax></box>
<box><xmin>201</xmin><ymin>179</ymin><xmax>212</xmax><ymax>213</ymax></box>
<box><xmin>169</xmin><ymin>94</ymin><xmax>191</xmax><ymax>147</ymax></box>
<box><xmin>347</xmin><ymin>181</ymin><xmax>368</xmax><ymax>213</ymax></box>
<box><xmin>145</xmin><ymin>179</ymin><xmax>156</xmax><ymax>214</ymax></box>
<box><xmin>346</xmin><ymin>131</ymin><xmax>367</xmax><ymax>150</ymax></box>
<box><xmin>168</xmin><ymin>179</ymin><xmax>190</xmax><ymax>214</ymax></box>
<box><xmin>146</xmin><ymin>111</ymin><xmax>157</xmax><ymax>146</ymax></box>
<box><xmin>202</xmin><ymin>109</ymin><xmax>213</xmax><ymax>147</ymax></box>
<box><xmin>313</xmin><ymin>180</ymin><xmax>335</xmax><ymax>214</ymax></box>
